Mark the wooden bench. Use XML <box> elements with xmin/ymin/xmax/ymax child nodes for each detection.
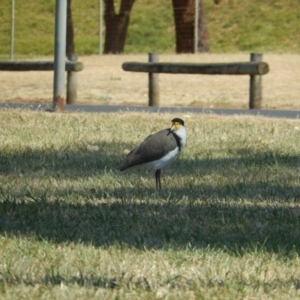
<box><xmin>0</xmin><ymin>55</ymin><xmax>83</xmax><ymax>105</ymax></box>
<box><xmin>122</xmin><ymin>53</ymin><xmax>269</xmax><ymax>109</ymax></box>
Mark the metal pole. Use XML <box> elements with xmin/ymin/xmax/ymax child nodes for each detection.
<box><xmin>194</xmin><ymin>0</ymin><xmax>199</xmax><ymax>54</ymax></box>
<box><xmin>10</xmin><ymin>0</ymin><xmax>15</xmax><ymax>61</ymax></box>
<box><xmin>53</xmin><ymin>0</ymin><xmax>67</xmax><ymax>112</ymax></box>
<box><xmin>99</xmin><ymin>0</ymin><xmax>103</xmax><ymax>55</ymax></box>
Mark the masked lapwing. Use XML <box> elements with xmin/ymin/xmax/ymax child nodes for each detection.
<box><xmin>119</xmin><ymin>118</ymin><xmax>186</xmax><ymax>189</ymax></box>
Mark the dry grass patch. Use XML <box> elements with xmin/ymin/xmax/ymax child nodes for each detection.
<box><xmin>0</xmin><ymin>54</ymin><xmax>299</xmax><ymax>110</ymax></box>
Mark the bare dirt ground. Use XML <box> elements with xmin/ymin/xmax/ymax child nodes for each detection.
<box><xmin>0</xmin><ymin>54</ymin><xmax>299</xmax><ymax>109</ymax></box>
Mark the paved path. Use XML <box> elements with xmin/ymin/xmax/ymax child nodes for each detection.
<box><xmin>1</xmin><ymin>102</ymin><xmax>300</xmax><ymax>119</ymax></box>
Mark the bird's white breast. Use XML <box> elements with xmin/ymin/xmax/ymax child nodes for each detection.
<box><xmin>145</xmin><ymin>147</ymin><xmax>180</xmax><ymax>170</ymax></box>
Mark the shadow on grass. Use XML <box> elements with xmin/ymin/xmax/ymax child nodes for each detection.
<box><xmin>0</xmin><ymin>141</ymin><xmax>125</xmax><ymax>177</ymax></box>
<box><xmin>0</xmin><ymin>198</ymin><xmax>300</xmax><ymax>254</ymax></box>
<box><xmin>0</xmin><ymin>143</ymin><xmax>300</xmax><ymax>253</ymax></box>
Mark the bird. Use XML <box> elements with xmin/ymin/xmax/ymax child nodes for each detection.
<box><xmin>119</xmin><ymin>118</ymin><xmax>186</xmax><ymax>189</ymax></box>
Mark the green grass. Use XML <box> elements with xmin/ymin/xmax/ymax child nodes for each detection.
<box><xmin>0</xmin><ymin>0</ymin><xmax>299</xmax><ymax>57</ymax></box>
<box><xmin>0</xmin><ymin>109</ymin><xmax>300</xmax><ymax>298</ymax></box>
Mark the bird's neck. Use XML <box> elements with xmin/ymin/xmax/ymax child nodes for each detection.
<box><xmin>172</xmin><ymin>126</ymin><xmax>186</xmax><ymax>151</ymax></box>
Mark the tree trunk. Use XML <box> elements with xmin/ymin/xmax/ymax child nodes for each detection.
<box><xmin>197</xmin><ymin>0</ymin><xmax>209</xmax><ymax>52</ymax></box>
<box><xmin>172</xmin><ymin>0</ymin><xmax>209</xmax><ymax>53</ymax></box>
<box><xmin>104</xmin><ymin>0</ymin><xmax>135</xmax><ymax>54</ymax></box>
<box><xmin>66</xmin><ymin>0</ymin><xmax>75</xmax><ymax>54</ymax></box>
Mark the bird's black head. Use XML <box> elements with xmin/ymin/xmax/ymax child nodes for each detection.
<box><xmin>171</xmin><ymin>118</ymin><xmax>184</xmax><ymax>126</ymax></box>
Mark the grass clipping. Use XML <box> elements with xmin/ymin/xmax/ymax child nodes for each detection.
<box><xmin>0</xmin><ymin>109</ymin><xmax>300</xmax><ymax>299</ymax></box>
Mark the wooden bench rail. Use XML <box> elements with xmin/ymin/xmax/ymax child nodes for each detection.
<box><xmin>0</xmin><ymin>61</ymin><xmax>83</xmax><ymax>72</ymax></box>
<box><xmin>122</xmin><ymin>62</ymin><xmax>269</xmax><ymax>76</ymax></box>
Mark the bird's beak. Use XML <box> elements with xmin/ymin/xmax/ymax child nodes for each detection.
<box><xmin>171</xmin><ymin>124</ymin><xmax>175</xmax><ymax>131</ymax></box>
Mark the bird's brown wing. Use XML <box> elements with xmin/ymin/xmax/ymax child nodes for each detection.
<box><xmin>119</xmin><ymin>129</ymin><xmax>177</xmax><ymax>171</ymax></box>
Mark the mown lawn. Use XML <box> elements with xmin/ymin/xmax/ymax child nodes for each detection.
<box><xmin>0</xmin><ymin>109</ymin><xmax>300</xmax><ymax>299</ymax></box>
<box><xmin>0</xmin><ymin>0</ymin><xmax>300</xmax><ymax>56</ymax></box>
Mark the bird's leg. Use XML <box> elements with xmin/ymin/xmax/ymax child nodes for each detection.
<box><xmin>155</xmin><ymin>169</ymin><xmax>161</xmax><ymax>189</ymax></box>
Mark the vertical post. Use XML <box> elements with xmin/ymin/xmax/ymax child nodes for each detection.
<box><xmin>194</xmin><ymin>0</ymin><xmax>199</xmax><ymax>54</ymax></box>
<box><xmin>99</xmin><ymin>0</ymin><xmax>103</xmax><ymax>55</ymax></box>
<box><xmin>66</xmin><ymin>0</ymin><xmax>75</xmax><ymax>54</ymax></box>
<box><xmin>66</xmin><ymin>53</ymin><xmax>77</xmax><ymax>104</ymax></box>
<box><xmin>10</xmin><ymin>0</ymin><xmax>15</xmax><ymax>61</ymax></box>
<box><xmin>148</xmin><ymin>53</ymin><xmax>160</xmax><ymax>107</ymax></box>
<box><xmin>53</xmin><ymin>0</ymin><xmax>67</xmax><ymax>112</ymax></box>
<box><xmin>249</xmin><ymin>53</ymin><xmax>262</xmax><ymax>109</ymax></box>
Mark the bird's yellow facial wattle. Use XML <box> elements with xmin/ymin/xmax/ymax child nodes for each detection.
<box><xmin>171</xmin><ymin>122</ymin><xmax>181</xmax><ymax>131</ymax></box>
